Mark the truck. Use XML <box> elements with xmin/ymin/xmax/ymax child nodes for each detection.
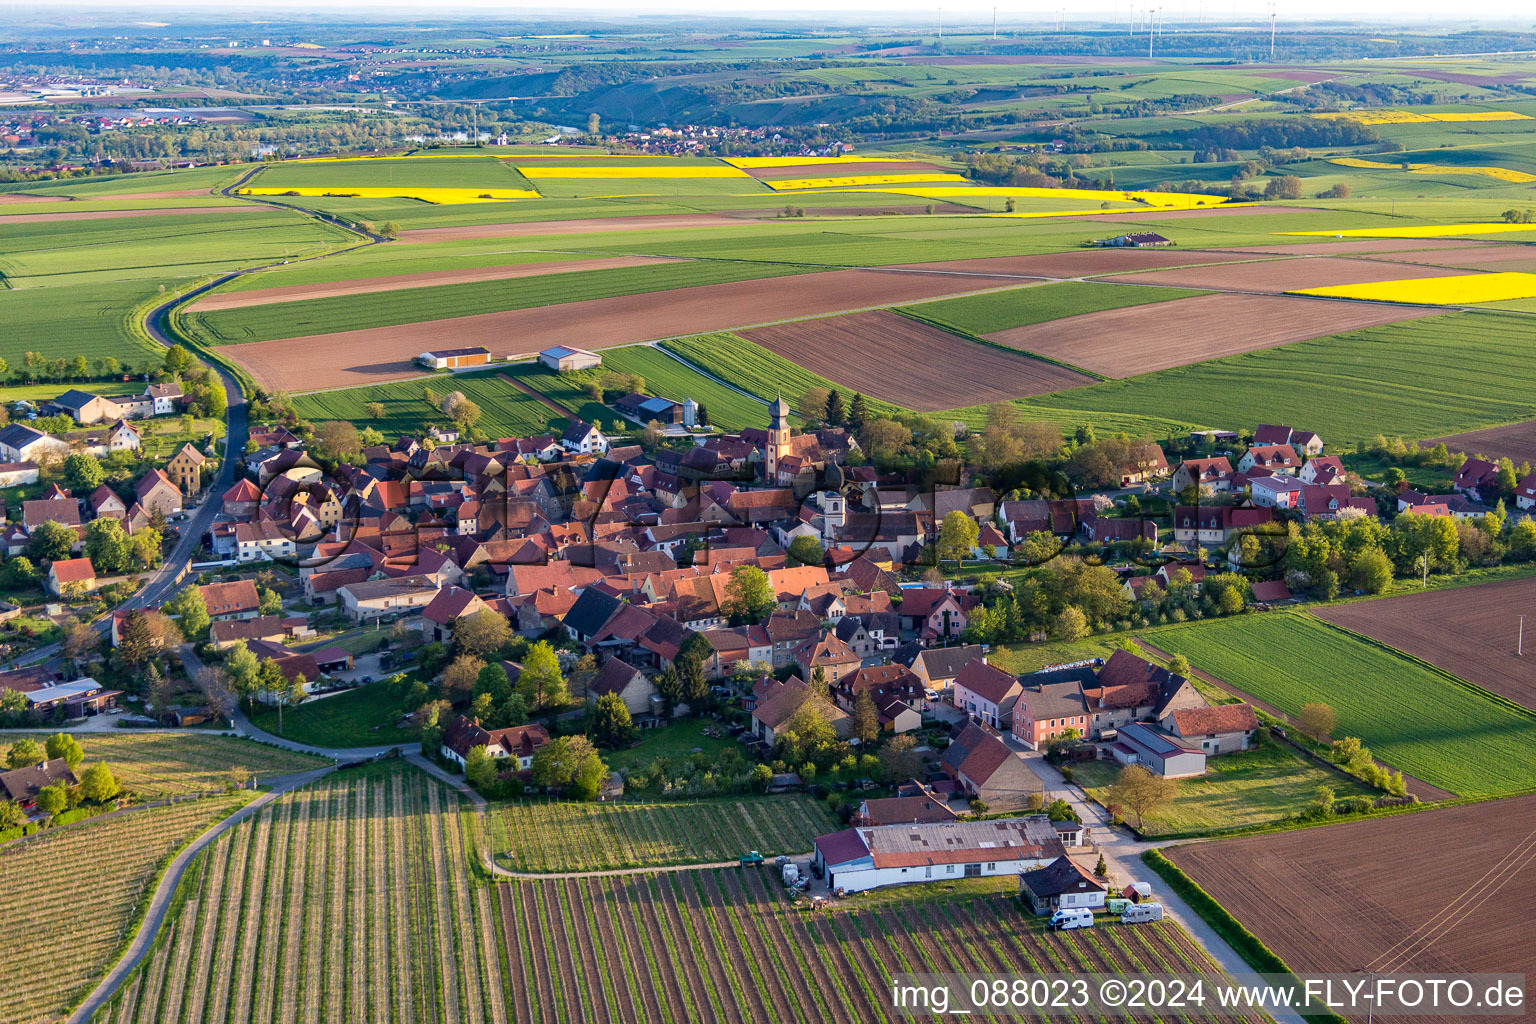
<box><xmin>1048</xmin><ymin>908</ymin><xmax>1095</xmax><ymax>931</ymax></box>
<box><xmin>739</xmin><ymin>850</ymin><xmax>764</xmax><ymax>867</ymax></box>
<box><xmin>1121</xmin><ymin>902</ymin><xmax>1164</xmax><ymax>924</ymax></box>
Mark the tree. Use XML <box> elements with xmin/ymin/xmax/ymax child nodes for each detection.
<box><xmin>723</xmin><ymin>565</ymin><xmax>776</xmax><ymax>623</ymax></box>
<box><xmin>35</xmin><ymin>782</ymin><xmax>67</xmax><ymax>819</ymax></box>
<box><xmin>28</xmin><ymin>520</ymin><xmax>78</xmax><ymax>563</ymax></box>
<box><xmin>474</xmin><ymin>662</ymin><xmax>513</xmax><ymax>704</ymax></box>
<box><xmin>587</xmin><ymin>112</ymin><xmax>601</xmax><ymax>136</ymax></box>
<box><xmin>85</xmin><ymin>518</ymin><xmax>132</xmax><ymax>574</ymax></box>
<box><xmin>7</xmin><ymin>738</ymin><xmax>45</xmax><ymax>769</ymax></box>
<box><xmin>1053</xmin><ymin>606</ymin><xmax>1089</xmax><ymax>642</ymax></box>
<box><xmin>879</xmin><ymin>733</ymin><xmax>922</xmax><ymax>782</ymax></box>
<box><xmin>1350</xmin><ymin>548</ymin><xmax>1394</xmax><ymax>594</ymax></box>
<box><xmin>1263</xmin><ymin>174</ymin><xmax>1304</xmax><ymax>200</ymax></box>
<box><xmin>1106</xmin><ymin>764</ymin><xmax>1177</xmax><ymax>830</ymax></box>
<box><xmin>61</xmin><ymin>616</ymin><xmax>100</xmax><ymax>670</ymax></box>
<box><xmin>937</xmin><ymin>510</ymin><xmax>980</xmax><ymax>563</ymax></box>
<box><xmin>79</xmin><ymin>763</ymin><xmax>120</xmax><ymax>803</ymax></box>
<box><xmin>196</xmin><ymin>665</ymin><xmax>237</xmax><ymax>723</ymax></box>
<box><xmin>848</xmin><ymin>393</ymin><xmax>869</xmax><ymax>435</ymax></box>
<box><xmin>365</xmin><ymin>402</ymin><xmax>386</xmax><ymax>420</ymax></box>
<box><xmin>257</xmin><ymin>587</ymin><xmax>283</xmax><ymax>616</ymax></box>
<box><xmin>752</xmin><ymin>763</ymin><xmax>774</xmax><ymax>791</ymax></box>
<box><xmin>1167</xmin><ymin>653</ymin><xmax>1191</xmax><ymax>678</ymax></box>
<box><xmin>1045</xmin><ymin>798</ymin><xmax>1079</xmax><ymax>822</ymax></box>
<box><xmin>440</xmin><ymin>654</ymin><xmax>486</xmax><ymax>704</ymax></box>
<box><xmin>795</xmin><ymin>387</ymin><xmax>832</xmax><ymax>424</ymax></box>
<box><xmin>45</xmin><ymin>732</ymin><xmax>84</xmax><ymax>770</ymax></box>
<box><xmin>1094</xmin><ymin>853</ymin><xmax>1109</xmax><ymax>879</ymax></box>
<box><xmin>850</xmin><ymin>688</ymin><xmax>879</xmax><ymax>745</ymax></box>
<box><xmin>378</xmin><ymin>221</ymin><xmax>400</xmax><ymax>239</ymax></box>
<box><xmin>442</xmin><ymin>391</ymin><xmax>482</xmax><ymax>429</ymax></box>
<box><xmin>824</xmin><ymin>389</ymin><xmax>845</xmax><ymax>426</ymax></box>
<box><xmin>0</xmin><ymin>799</ymin><xmax>25</xmax><ymax>830</ymax></box>
<box><xmin>589</xmin><ymin>692</ymin><xmax>635</xmax><ymax>747</ymax></box>
<box><xmin>62</xmin><ymin>453</ymin><xmax>105</xmax><ymax>493</ymax></box>
<box><xmin>163</xmin><ymin>344</ymin><xmax>194</xmax><ymax>377</ymax></box>
<box><xmin>516</xmin><ymin>640</ymin><xmax>567</xmax><ymax>709</ymax></box>
<box><xmin>1313</xmin><ymin>782</ymin><xmax>1336</xmax><ymax>817</ymax></box>
<box><xmin>2</xmin><ymin>555</ymin><xmax>38</xmax><ymax>589</ymax></box>
<box><xmin>313</xmin><ymin>420</ymin><xmax>361</xmax><ymax>461</ymax></box>
<box><xmin>465</xmin><ymin>745</ymin><xmax>498</xmax><ymax>790</ymax></box>
<box><xmin>531</xmin><ymin>734</ymin><xmax>607</xmax><ymax>800</ymax></box>
<box><xmin>1298</xmin><ymin>701</ymin><xmax>1336</xmax><ymax>741</ymax></box>
<box><xmin>453</xmin><ymin>608</ymin><xmax>511</xmax><ymax>658</ymax></box>
<box><xmin>224</xmin><ymin>641</ymin><xmax>261</xmax><ymax>706</ymax></box>
<box><xmin>165</xmin><ymin>584</ymin><xmax>210</xmax><ymax>639</ymax></box>
<box><xmin>787</xmin><ymin>535</ymin><xmax>824</xmax><ymax>568</ymax></box>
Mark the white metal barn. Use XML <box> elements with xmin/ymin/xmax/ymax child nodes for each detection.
<box><xmin>813</xmin><ymin>816</ymin><xmax>1066</xmax><ymax>893</ymax></box>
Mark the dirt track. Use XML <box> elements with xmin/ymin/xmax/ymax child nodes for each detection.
<box><xmin>986</xmin><ymin>293</ymin><xmax>1440</xmax><ymax>376</ymax></box>
<box><xmin>741</xmin><ymin>309</ymin><xmax>1093</xmax><ymax>410</ymax></box>
<box><xmin>223</xmin><ymin>268</ymin><xmax>1025</xmax><ymax>393</ymax></box>
<box><xmin>1100</xmin><ymin>255</ymin><xmax>1472</xmax><ymax>292</ymax></box>
<box><xmin>395</xmin><ymin>214</ymin><xmax>744</xmax><ymax>244</ymax></box>
<box><xmin>0</xmin><ymin>205</ymin><xmax>256</xmax><ymax>223</ymax></box>
<box><xmin>1168</xmin><ymin>795</ymin><xmax>1536</xmax><ymax>1024</ymax></box>
<box><xmin>1424</xmin><ymin>419</ymin><xmax>1536</xmax><ymax>464</ymax></box>
<box><xmin>1314</xmin><ymin>577</ymin><xmax>1536</xmax><ymax>711</ymax></box>
<box><xmin>189</xmin><ymin>255</ymin><xmax>679</xmax><ymax>311</ymax></box>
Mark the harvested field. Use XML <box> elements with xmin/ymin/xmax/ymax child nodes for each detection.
<box><xmin>1100</xmin><ymin>256</ymin><xmax>1471</xmax><ymax>292</ymax></box>
<box><xmin>1082</xmin><ymin>203</ymin><xmax>1322</xmax><ymax>221</ymax></box>
<box><xmin>745</xmin><ymin>160</ymin><xmax>953</xmax><ymax>179</ymax></box>
<box><xmin>500</xmin><ymin>868</ymin><xmax>1271</xmax><ymax>1024</ymax></box>
<box><xmin>222</xmin><ymin>269</ymin><xmax>1027</xmax><ymax>393</ymax></box>
<box><xmin>1424</xmin><ymin>419</ymin><xmax>1536</xmax><ymax>464</ymax></box>
<box><xmin>395</xmin><ymin>213</ymin><xmax>741</xmax><ymax>243</ymax></box>
<box><xmin>0</xmin><ymin>205</ymin><xmax>255</xmax><ymax>223</ymax></box>
<box><xmin>106</xmin><ymin>188</ymin><xmax>218</xmax><ymax>201</ymax></box>
<box><xmin>1168</xmin><ymin>795</ymin><xmax>1536</xmax><ymax>1024</ymax></box>
<box><xmin>742</xmin><ymin>309</ymin><xmax>1093</xmax><ymax>410</ymax></box>
<box><xmin>1366</xmin><ymin>244</ymin><xmax>1536</xmax><ymax>269</ymax></box>
<box><xmin>1314</xmin><ymin>576</ymin><xmax>1536</xmax><ymax>710</ymax></box>
<box><xmin>986</xmin><ymin>293</ymin><xmax>1440</xmax><ymax>376</ymax></box>
<box><xmin>895</xmin><ymin>248</ymin><xmax>1275</xmax><ymax>279</ymax></box>
<box><xmin>1214</xmin><ymin>238</ymin><xmax>1497</xmax><ymax>255</ymax></box>
<box><xmin>189</xmin><ymin>255</ymin><xmax>677</xmax><ymax>311</ymax></box>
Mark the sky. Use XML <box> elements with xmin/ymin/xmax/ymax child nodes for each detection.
<box><xmin>5</xmin><ymin>0</ymin><xmax>1536</xmax><ymax>25</ymax></box>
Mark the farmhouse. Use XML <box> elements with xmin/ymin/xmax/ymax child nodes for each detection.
<box><xmin>941</xmin><ymin>722</ymin><xmax>1042</xmax><ymax>808</ymax></box>
<box><xmin>1169</xmin><ymin>457</ymin><xmax>1232</xmax><ymax>493</ymax></box>
<box><xmin>1019</xmin><ymin>856</ymin><xmax>1109</xmax><ymax>915</ymax></box>
<box><xmin>134</xmin><ymin>469</ymin><xmax>183</xmax><ymax>517</ymax></box>
<box><xmin>561</xmin><ymin>420</ymin><xmax>608</xmax><ymax>456</ymax></box>
<box><xmin>235</xmin><ymin>520</ymin><xmax>297</xmax><ymax>562</ymax></box>
<box><xmin>896</xmin><ymin>644</ymin><xmax>987</xmax><ymax>691</ymax></box>
<box><xmin>1452</xmin><ymin>457</ymin><xmax>1500</xmax><ymax>503</ymax></box>
<box><xmin>0</xmin><ymin>461</ymin><xmax>39</xmax><ymax>487</ymax></box>
<box><xmin>951</xmin><ymin>659</ymin><xmax>1023</xmax><ymax>728</ymax></box>
<box><xmin>1096</xmin><ymin>232</ymin><xmax>1172</xmax><ymax>247</ymax></box>
<box><xmin>1254</xmin><ymin>424</ymin><xmax>1323</xmax><ymax>457</ymax></box>
<box><xmin>853</xmin><ymin>790</ymin><xmax>959</xmax><ymax>827</ymax></box>
<box><xmin>0</xmin><ymin>424</ymin><xmax>69</xmax><ymax>463</ymax></box>
<box><xmin>23</xmin><ymin>678</ymin><xmax>120</xmax><ymax>716</ymax></box>
<box><xmin>337</xmin><ymin>574</ymin><xmax>441</xmax><ymax>623</ymax></box>
<box><xmin>200</xmin><ymin>579</ymin><xmax>261</xmax><ymax>620</ymax></box>
<box><xmin>0</xmin><ymin>758</ymin><xmax>78</xmax><ymax>809</ymax></box>
<box><xmin>440</xmin><ymin>717</ymin><xmax>550</xmax><ymax>770</ymax></box>
<box><xmin>46</xmin><ymin>556</ymin><xmax>97</xmax><ymax>596</ymax></box>
<box><xmin>538</xmin><ymin>346</ymin><xmax>602</xmax><ymax>372</ymax></box>
<box><xmin>812</xmin><ymin>816</ymin><xmax>1065</xmax><ymax>893</ymax></box>
<box><xmin>1159</xmin><ymin>703</ymin><xmax>1259</xmax><ymax>754</ymax></box>
<box><xmin>416</xmin><ymin>347</ymin><xmax>492</xmax><ymax>370</ymax></box>
<box><xmin>1012</xmin><ymin>663</ymin><xmax>1096</xmax><ymax>750</ymax></box>
<box><xmin>166</xmin><ymin>444</ymin><xmax>207</xmax><ymax>497</ymax></box>
<box><xmin>585</xmin><ymin>657</ymin><xmax>658</xmax><ymax>719</ymax></box>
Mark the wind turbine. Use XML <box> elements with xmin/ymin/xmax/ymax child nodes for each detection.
<box><xmin>1269</xmin><ymin>1</ymin><xmax>1277</xmax><ymax>59</ymax></box>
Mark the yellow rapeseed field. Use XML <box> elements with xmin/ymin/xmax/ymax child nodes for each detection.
<box><xmin>765</xmin><ymin>173</ymin><xmax>970</xmax><ymax>190</ymax></box>
<box><xmin>1328</xmin><ymin>157</ymin><xmax>1536</xmax><ymax>183</ymax></box>
<box><xmin>842</xmin><ymin>185</ymin><xmax>1227</xmax><ymax>210</ymax></box>
<box><xmin>1313</xmin><ymin>109</ymin><xmax>1532</xmax><ymax>125</ymax></box>
<box><xmin>1291</xmin><ymin>272</ymin><xmax>1536</xmax><ymax>305</ymax></box>
<box><xmin>723</xmin><ymin>155</ymin><xmax>926</xmax><ymax>168</ymax></box>
<box><xmin>1283</xmin><ymin>223</ymin><xmax>1536</xmax><ymax>239</ymax></box>
<box><xmin>514</xmin><ymin>165</ymin><xmax>750</xmax><ymax>178</ymax></box>
<box><xmin>238</xmin><ymin>186</ymin><xmax>541</xmax><ymax>203</ymax></box>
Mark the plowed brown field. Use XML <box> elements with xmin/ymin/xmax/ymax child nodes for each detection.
<box><xmin>1367</xmin><ymin>244</ymin><xmax>1536</xmax><ymax>271</ymax></box>
<box><xmin>742</xmin><ymin>309</ymin><xmax>1093</xmax><ymax>409</ymax></box>
<box><xmin>190</xmin><ymin>255</ymin><xmax>678</xmax><ymax>311</ymax></box>
<box><xmin>0</xmin><ymin>193</ymin><xmax>67</xmax><ymax>204</ymax></box>
<box><xmin>0</xmin><ymin>205</ymin><xmax>254</xmax><ymax>223</ymax></box>
<box><xmin>1169</xmin><ymin>795</ymin><xmax>1536</xmax><ymax>1024</ymax></box>
<box><xmin>895</xmin><ymin>248</ymin><xmax>1270</xmax><ymax>279</ymax></box>
<box><xmin>1314</xmin><ymin>576</ymin><xmax>1536</xmax><ymax>710</ymax></box>
<box><xmin>1424</xmin><ymin>420</ymin><xmax>1536</xmax><ymax>464</ymax></box>
<box><xmin>985</xmin><ymin>293</ymin><xmax>1440</xmax><ymax>376</ymax></box>
<box><xmin>395</xmin><ymin>213</ymin><xmax>743</xmax><ymax>244</ymax></box>
<box><xmin>1100</xmin><ymin>256</ymin><xmax>1471</xmax><ymax>292</ymax></box>
<box><xmin>225</xmin><ymin>269</ymin><xmax>1021</xmax><ymax>393</ymax></box>
<box><xmin>1214</xmin><ymin>238</ymin><xmax>1494</xmax><ymax>255</ymax></box>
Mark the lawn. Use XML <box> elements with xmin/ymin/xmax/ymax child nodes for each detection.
<box><xmin>1072</xmin><ymin>735</ymin><xmax>1376</xmax><ymax>837</ymax></box>
<box><xmin>489</xmin><ymin>794</ymin><xmax>837</xmax><ymax>871</ymax></box>
<box><xmin>597</xmin><ymin>344</ymin><xmax>770</xmax><ymax>432</ymax></box>
<box><xmin>901</xmin><ymin>280</ymin><xmax>1208</xmax><ymax>336</ymax></box>
<box><xmin>1009</xmin><ymin>309</ymin><xmax>1536</xmax><ymax>443</ymax></box>
<box><xmin>0</xmin><ymin>731</ymin><xmax>325</xmax><ymax>797</ymax></box>
<box><xmin>603</xmin><ymin>718</ymin><xmax>741</xmax><ymax>775</ymax></box>
<box><xmin>244</xmin><ymin>675</ymin><xmax>426</xmax><ymax>748</ymax></box>
<box><xmin>1148</xmin><ymin>612</ymin><xmax>1536</xmax><ymax>797</ymax></box>
<box><xmin>290</xmin><ymin>367</ymin><xmax>572</xmax><ymax>437</ymax></box>
<box><xmin>181</xmin><ymin>260</ymin><xmax>811</xmax><ymax>345</ymax></box>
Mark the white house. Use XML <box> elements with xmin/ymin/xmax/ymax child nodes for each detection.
<box><xmin>561</xmin><ymin>420</ymin><xmax>608</xmax><ymax>455</ymax></box>
<box><xmin>1249</xmin><ymin>475</ymin><xmax>1302</xmax><ymax>510</ymax></box>
<box><xmin>1110</xmin><ymin>722</ymin><xmax>1206</xmax><ymax>778</ymax></box>
<box><xmin>812</xmin><ymin>816</ymin><xmax>1066</xmax><ymax>894</ymax></box>
<box><xmin>440</xmin><ymin>717</ymin><xmax>550</xmax><ymax>770</ymax></box>
<box><xmin>1019</xmin><ymin>856</ymin><xmax>1109</xmax><ymax>915</ymax></box>
<box><xmin>235</xmin><ymin>520</ymin><xmax>298</xmax><ymax>563</ymax></box>
<box><xmin>950</xmin><ymin>659</ymin><xmax>1023</xmax><ymax>729</ymax></box>
<box><xmin>145</xmin><ymin>382</ymin><xmax>183</xmax><ymax>415</ymax></box>
<box><xmin>0</xmin><ymin>424</ymin><xmax>69</xmax><ymax>463</ymax></box>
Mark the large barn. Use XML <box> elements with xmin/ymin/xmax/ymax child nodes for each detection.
<box><xmin>812</xmin><ymin>816</ymin><xmax>1065</xmax><ymax>893</ymax></box>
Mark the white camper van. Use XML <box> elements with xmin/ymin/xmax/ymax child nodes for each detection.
<box><xmin>1121</xmin><ymin>902</ymin><xmax>1164</xmax><ymax>924</ymax></box>
<box><xmin>1048</xmin><ymin>908</ymin><xmax>1095</xmax><ymax>931</ymax></box>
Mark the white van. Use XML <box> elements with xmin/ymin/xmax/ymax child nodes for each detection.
<box><xmin>1048</xmin><ymin>908</ymin><xmax>1095</xmax><ymax>931</ymax></box>
<box><xmin>1121</xmin><ymin>902</ymin><xmax>1164</xmax><ymax>924</ymax></box>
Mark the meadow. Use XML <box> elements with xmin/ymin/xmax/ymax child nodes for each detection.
<box><xmin>182</xmin><ymin>260</ymin><xmax>811</xmax><ymax>345</ymax></box>
<box><xmin>489</xmin><ymin>795</ymin><xmax>836</xmax><ymax>871</ymax></box>
<box><xmin>245</xmin><ymin>677</ymin><xmax>428</xmax><ymax>747</ymax></box>
<box><xmin>88</xmin><ymin>765</ymin><xmax>504</xmax><ymax>1024</ymax></box>
<box><xmin>660</xmin><ymin>332</ymin><xmax>907</xmax><ymax>420</ymax></box>
<box><xmin>0</xmin><ymin>279</ymin><xmax>173</xmax><ymax>367</ymax></box>
<box><xmin>250</xmin><ymin>155</ymin><xmax>536</xmax><ymax>191</ymax></box>
<box><xmin>596</xmin><ymin>344</ymin><xmax>773</xmax><ymax>432</ymax></box>
<box><xmin>902</xmin><ymin>280</ymin><xmax>1208</xmax><ymax>336</ymax></box>
<box><xmin>0</xmin><ymin>732</ymin><xmax>324</xmax><ymax>798</ymax></box>
<box><xmin>3</xmin><ymin>794</ymin><xmax>252</xmax><ymax>1024</ymax></box>
<box><xmin>1149</xmin><ymin>612</ymin><xmax>1536</xmax><ymax>798</ymax></box>
<box><xmin>291</xmin><ymin>369</ymin><xmax>569</xmax><ymax>437</ymax></box>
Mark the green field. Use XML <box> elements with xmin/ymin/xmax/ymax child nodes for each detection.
<box><xmin>0</xmin><ymin>731</ymin><xmax>324</xmax><ymax>798</ymax></box>
<box><xmin>182</xmin><ymin>260</ymin><xmax>810</xmax><ymax>345</ymax></box>
<box><xmin>0</xmin><ymin>164</ymin><xmax>246</xmax><ymax>198</ymax></box>
<box><xmin>251</xmin><ymin>155</ymin><xmax>534</xmax><ymax>191</ymax></box>
<box><xmin>490</xmin><ymin>795</ymin><xmax>837</xmax><ymax>871</ymax></box>
<box><xmin>1149</xmin><ymin>612</ymin><xmax>1536</xmax><ymax>797</ymax></box>
<box><xmin>1072</xmin><ymin>736</ymin><xmax>1376</xmax><ymax>837</ymax></box>
<box><xmin>902</xmin><ymin>280</ymin><xmax>1208</xmax><ymax>336</ymax></box>
<box><xmin>661</xmin><ymin>332</ymin><xmax>908</xmax><ymax>418</ymax></box>
<box><xmin>290</xmin><ymin>366</ymin><xmax>572</xmax><ymax>436</ymax></box>
<box><xmin>597</xmin><ymin>344</ymin><xmax>770</xmax><ymax>432</ymax></box>
<box><xmin>0</xmin><ymin>279</ymin><xmax>171</xmax><ymax>367</ymax></box>
<box><xmin>1013</xmin><ymin>309</ymin><xmax>1536</xmax><ymax>442</ymax></box>
<box><xmin>245</xmin><ymin>676</ymin><xmax>427</xmax><ymax>748</ymax></box>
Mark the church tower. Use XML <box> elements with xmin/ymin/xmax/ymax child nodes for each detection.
<box><xmin>765</xmin><ymin>392</ymin><xmax>792</xmax><ymax>483</ymax></box>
